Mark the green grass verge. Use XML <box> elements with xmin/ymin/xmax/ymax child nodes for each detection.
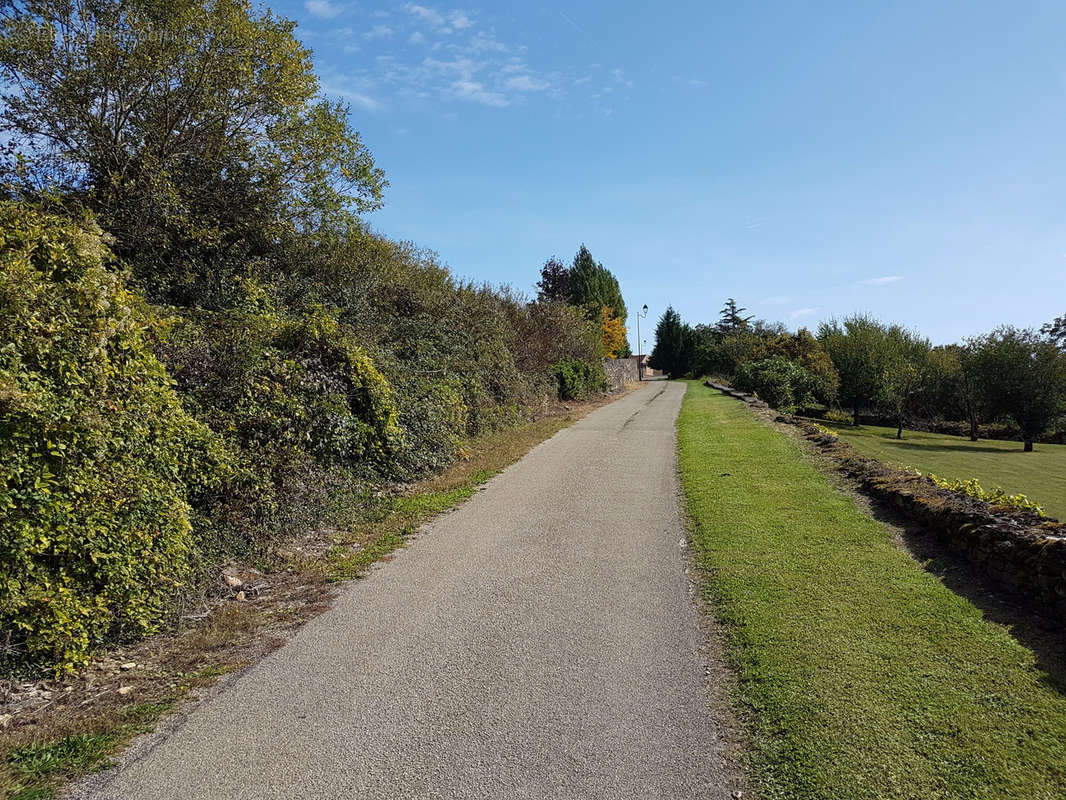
<box><xmin>678</xmin><ymin>382</ymin><xmax>1066</xmax><ymax>799</ymax></box>
<box><xmin>830</xmin><ymin>423</ymin><xmax>1066</xmax><ymax>520</ymax></box>
<box><xmin>4</xmin><ymin>701</ymin><xmax>176</xmax><ymax>800</ymax></box>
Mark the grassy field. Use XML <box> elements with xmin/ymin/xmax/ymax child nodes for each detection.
<box><xmin>678</xmin><ymin>383</ymin><xmax>1066</xmax><ymax>800</ymax></box>
<box><xmin>830</xmin><ymin>423</ymin><xmax>1066</xmax><ymax>520</ymax></box>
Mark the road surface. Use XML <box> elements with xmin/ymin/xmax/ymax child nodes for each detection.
<box><xmin>76</xmin><ymin>381</ymin><xmax>734</xmax><ymax>800</ymax></box>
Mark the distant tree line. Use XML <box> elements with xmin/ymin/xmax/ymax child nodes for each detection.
<box><xmin>649</xmin><ymin>302</ymin><xmax>1066</xmax><ymax>452</ymax></box>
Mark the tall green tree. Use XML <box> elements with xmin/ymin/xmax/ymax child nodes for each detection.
<box><xmin>968</xmin><ymin>327</ymin><xmax>1066</xmax><ymax>451</ymax></box>
<box><xmin>649</xmin><ymin>306</ymin><xmax>692</xmax><ymax>377</ymax></box>
<box><xmin>1042</xmin><ymin>314</ymin><xmax>1066</xmax><ymax>349</ymax></box>
<box><xmin>0</xmin><ymin>0</ymin><xmax>386</xmax><ymax>306</ymax></box>
<box><xmin>717</xmin><ymin>297</ymin><xmax>753</xmax><ymax>332</ymax></box>
<box><xmin>568</xmin><ymin>245</ymin><xmax>627</xmax><ymax>321</ymax></box>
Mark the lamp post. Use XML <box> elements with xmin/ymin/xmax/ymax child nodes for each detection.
<box><xmin>636</xmin><ymin>304</ymin><xmax>648</xmax><ymax>380</ymax></box>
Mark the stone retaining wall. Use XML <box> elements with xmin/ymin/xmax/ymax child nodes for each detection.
<box><xmin>704</xmin><ymin>380</ymin><xmax>1066</xmax><ymax>614</ymax></box>
<box><xmin>604</xmin><ymin>358</ymin><xmax>638</xmax><ymax>392</ymax></box>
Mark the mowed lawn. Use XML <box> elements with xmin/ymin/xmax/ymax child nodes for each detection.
<box><xmin>831</xmin><ymin>423</ymin><xmax>1066</xmax><ymax>520</ymax></box>
<box><xmin>678</xmin><ymin>383</ymin><xmax>1066</xmax><ymax>800</ymax></box>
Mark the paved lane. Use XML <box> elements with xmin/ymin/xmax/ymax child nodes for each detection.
<box><xmin>77</xmin><ymin>381</ymin><xmax>733</xmax><ymax>800</ymax></box>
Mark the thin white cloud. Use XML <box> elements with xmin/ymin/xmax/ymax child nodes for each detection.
<box><xmin>452</xmin><ymin>79</ymin><xmax>509</xmax><ymax>107</ymax></box>
<box><xmin>860</xmin><ymin>275</ymin><xmax>904</xmax><ymax>286</ymax></box>
<box><xmin>323</xmin><ymin>85</ymin><xmax>381</xmax><ymax>111</ymax></box>
<box><xmin>407</xmin><ymin>4</ymin><xmax>445</xmax><ymax>26</ymax></box>
<box><xmin>305</xmin><ymin>0</ymin><xmax>343</xmax><ymax>18</ymax></box>
<box><xmin>505</xmin><ymin>74</ymin><xmax>549</xmax><ymax>91</ymax></box>
<box><xmin>365</xmin><ymin>24</ymin><xmax>393</xmax><ymax>40</ymax></box>
<box><xmin>558</xmin><ymin>11</ymin><xmax>582</xmax><ymax>32</ymax></box>
<box><xmin>789</xmin><ymin>307</ymin><xmax>819</xmax><ymax>320</ymax></box>
<box><xmin>321</xmin><ymin>6</ymin><xmax>578</xmax><ymax>113</ymax></box>
<box><xmin>450</xmin><ymin>11</ymin><xmax>473</xmax><ymax>29</ymax></box>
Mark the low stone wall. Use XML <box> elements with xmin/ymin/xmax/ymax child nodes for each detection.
<box><xmin>705</xmin><ymin>381</ymin><xmax>1066</xmax><ymax>613</ymax></box>
<box><xmin>604</xmin><ymin>358</ymin><xmax>638</xmax><ymax>392</ymax></box>
<box><xmin>705</xmin><ymin>380</ymin><xmax>768</xmax><ymax>408</ymax></box>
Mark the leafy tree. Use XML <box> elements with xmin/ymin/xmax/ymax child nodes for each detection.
<box><xmin>649</xmin><ymin>306</ymin><xmax>693</xmax><ymax>377</ymax></box>
<box><xmin>568</xmin><ymin>245</ymin><xmax>627</xmax><ymax>321</ymax></box>
<box><xmin>535</xmin><ymin>257</ymin><xmax>571</xmax><ymax>302</ymax></box>
<box><xmin>1042</xmin><ymin>314</ymin><xmax>1066</xmax><ymax>349</ymax></box>
<box><xmin>818</xmin><ymin>315</ymin><xmax>915</xmax><ymax>426</ymax></box>
<box><xmin>0</xmin><ymin>0</ymin><xmax>386</xmax><ymax>306</ymax></box>
<box><xmin>718</xmin><ymin>298</ymin><xmax>753</xmax><ymax>332</ymax></box>
<box><xmin>880</xmin><ymin>329</ymin><xmax>931</xmax><ymax>439</ymax></box>
<box><xmin>600</xmin><ymin>305</ymin><xmax>627</xmax><ymax>358</ymax></box>
<box><xmin>968</xmin><ymin>327</ymin><xmax>1066</xmax><ymax>451</ymax></box>
<box><xmin>919</xmin><ymin>345</ymin><xmax>984</xmax><ymax>440</ymax></box>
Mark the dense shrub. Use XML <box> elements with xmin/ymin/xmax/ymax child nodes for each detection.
<box><xmin>157</xmin><ymin>306</ymin><xmax>402</xmax><ymax>553</ymax></box>
<box><xmin>550</xmin><ymin>359</ymin><xmax>607</xmax><ymax>400</ymax></box>
<box><xmin>0</xmin><ymin>205</ymin><xmax>225</xmax><ymax>673</ymax></box>
<box><xmin>734</xmin><ymin>356</ymin><xmax>821</xmax><ymax>412</ymax></box>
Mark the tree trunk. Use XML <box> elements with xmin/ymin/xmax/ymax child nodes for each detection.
<box><xmin>969</xmin><ymin>413</ymin><xmax>979</xmax><ymax>442</ymax></box>
<box><xmin>1024</xmin><ymin>439</ymin><xmax>1034</xmax><ymax>452</ymax></box>
<box><xmin>896</xmin><ymin>420</ymin><xmax>903</xmax><ymax>440</ymax></box>
<box><xmin>853</xmin><ymin>404</ymin><xmax>860</xmax><ymax>427</ymax></box>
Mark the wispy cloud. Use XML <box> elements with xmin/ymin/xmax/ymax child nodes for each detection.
<box><xmin>452</xmin><ymin>79</ymin><xmax>508</xmax><ymax>107</ymax></box>
<box><xmin>860</xmin><ymin>275</ymin><xmax>904</xmax><ymax>286</ymax></box>
<box><xmin>407</xmin><ymin>4</ymin><xmax>445</xmax><ymax>26</ymax></box>
<box><xmin>789</xmin><ymin>307</ymin><xmax>819</xmax><ymax>320</ymax></box>
<box><xmin>505</xmin><ymin>74</ymin><xmax>549</xmax><ymax>91</ymax></box>
<box><xmin>365</xmin><ymin>24</ymin><xmax>393</xmax><ymax>40</ymax></box>
<box><xmin>316</xmin><ymin>6</ymin><xmax>610</xmax><ymax>114</ymax></box>
<box><xmin>305</xmin><ymin>0</ymin><xmax>343</xmax><ymax>19</ymax></box>
<box><xmin>323</xmin><ymin>85</ymin><xmax>381</xmax><ymax>111</ymax></box>
<box><xmin>406</xmin><ymin>4</ymin><xmax>472</xmax><ymax>33</ymax></box>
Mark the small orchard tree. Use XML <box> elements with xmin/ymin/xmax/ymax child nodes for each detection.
<box><xmin>881</xmin><ymin>328</ymin><xmax>931</xmax><ymax>439</ymax></box>
<box><xmin>818</xmin><ymin>315</ymin><xmax>902</xmax><ymax>426</ymax></box>
<box><xmin>969</xmin><ymin>327</ymin><xmax>1066</xmax><ymax>451</ymax></box>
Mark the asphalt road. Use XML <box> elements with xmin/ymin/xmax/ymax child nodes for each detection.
<box><xmin>76</xmin><ymin>381</ymin><xmax>734</xmax><ymax>800</ymax></box>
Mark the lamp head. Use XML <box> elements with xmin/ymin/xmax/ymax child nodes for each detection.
<box><xmin>642</xmin><ymin>304</ymin><xmax>648</xmax><ymax>314</ymax></box>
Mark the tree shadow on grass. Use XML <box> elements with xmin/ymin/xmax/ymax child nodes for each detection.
<box><xmin>865</xmin><ymin>498</ymin><xmax>1066</xmax><ymax>699</ymax></box>
<box><xmin>871</xmin><ymin>440</ymin><xmax>1023</xmax><ymax>455</ymax></box>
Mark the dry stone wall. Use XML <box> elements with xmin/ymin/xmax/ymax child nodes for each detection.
<box><xmin>603</xmin><ymin>358</ymin><xmax>638</xmax><ymax>392</ymax></box>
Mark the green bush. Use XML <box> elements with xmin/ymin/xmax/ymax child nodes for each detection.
<box><xmin>734</xmin><ymin>356</ymin><xmax>821</xmax><ymax>412</ymax></box>
<box><xmin>157</xmin><ymin>305</ymin><xmax>402</xmax><ymax>553</ymax></box>
<box><xmin>550</xmin><ymin>359</ymin><xmax>607</xmax><ymax>400</ymax></box>
<box><xmin>0</xmin><ymin>204</ymin><xmax>226</xmax><ymax>674</ymax></box>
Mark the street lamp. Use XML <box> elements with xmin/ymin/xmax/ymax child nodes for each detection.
<box><xmin>636</xmin><ymin>304</ymin><xmax>648</xmax><ymax>381</ymax></box>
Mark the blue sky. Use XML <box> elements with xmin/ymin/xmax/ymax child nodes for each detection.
<box><xmin>277</xmin><ymin>0</ymin><xmax>1065</xmax><ymax>348</ymax></box>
